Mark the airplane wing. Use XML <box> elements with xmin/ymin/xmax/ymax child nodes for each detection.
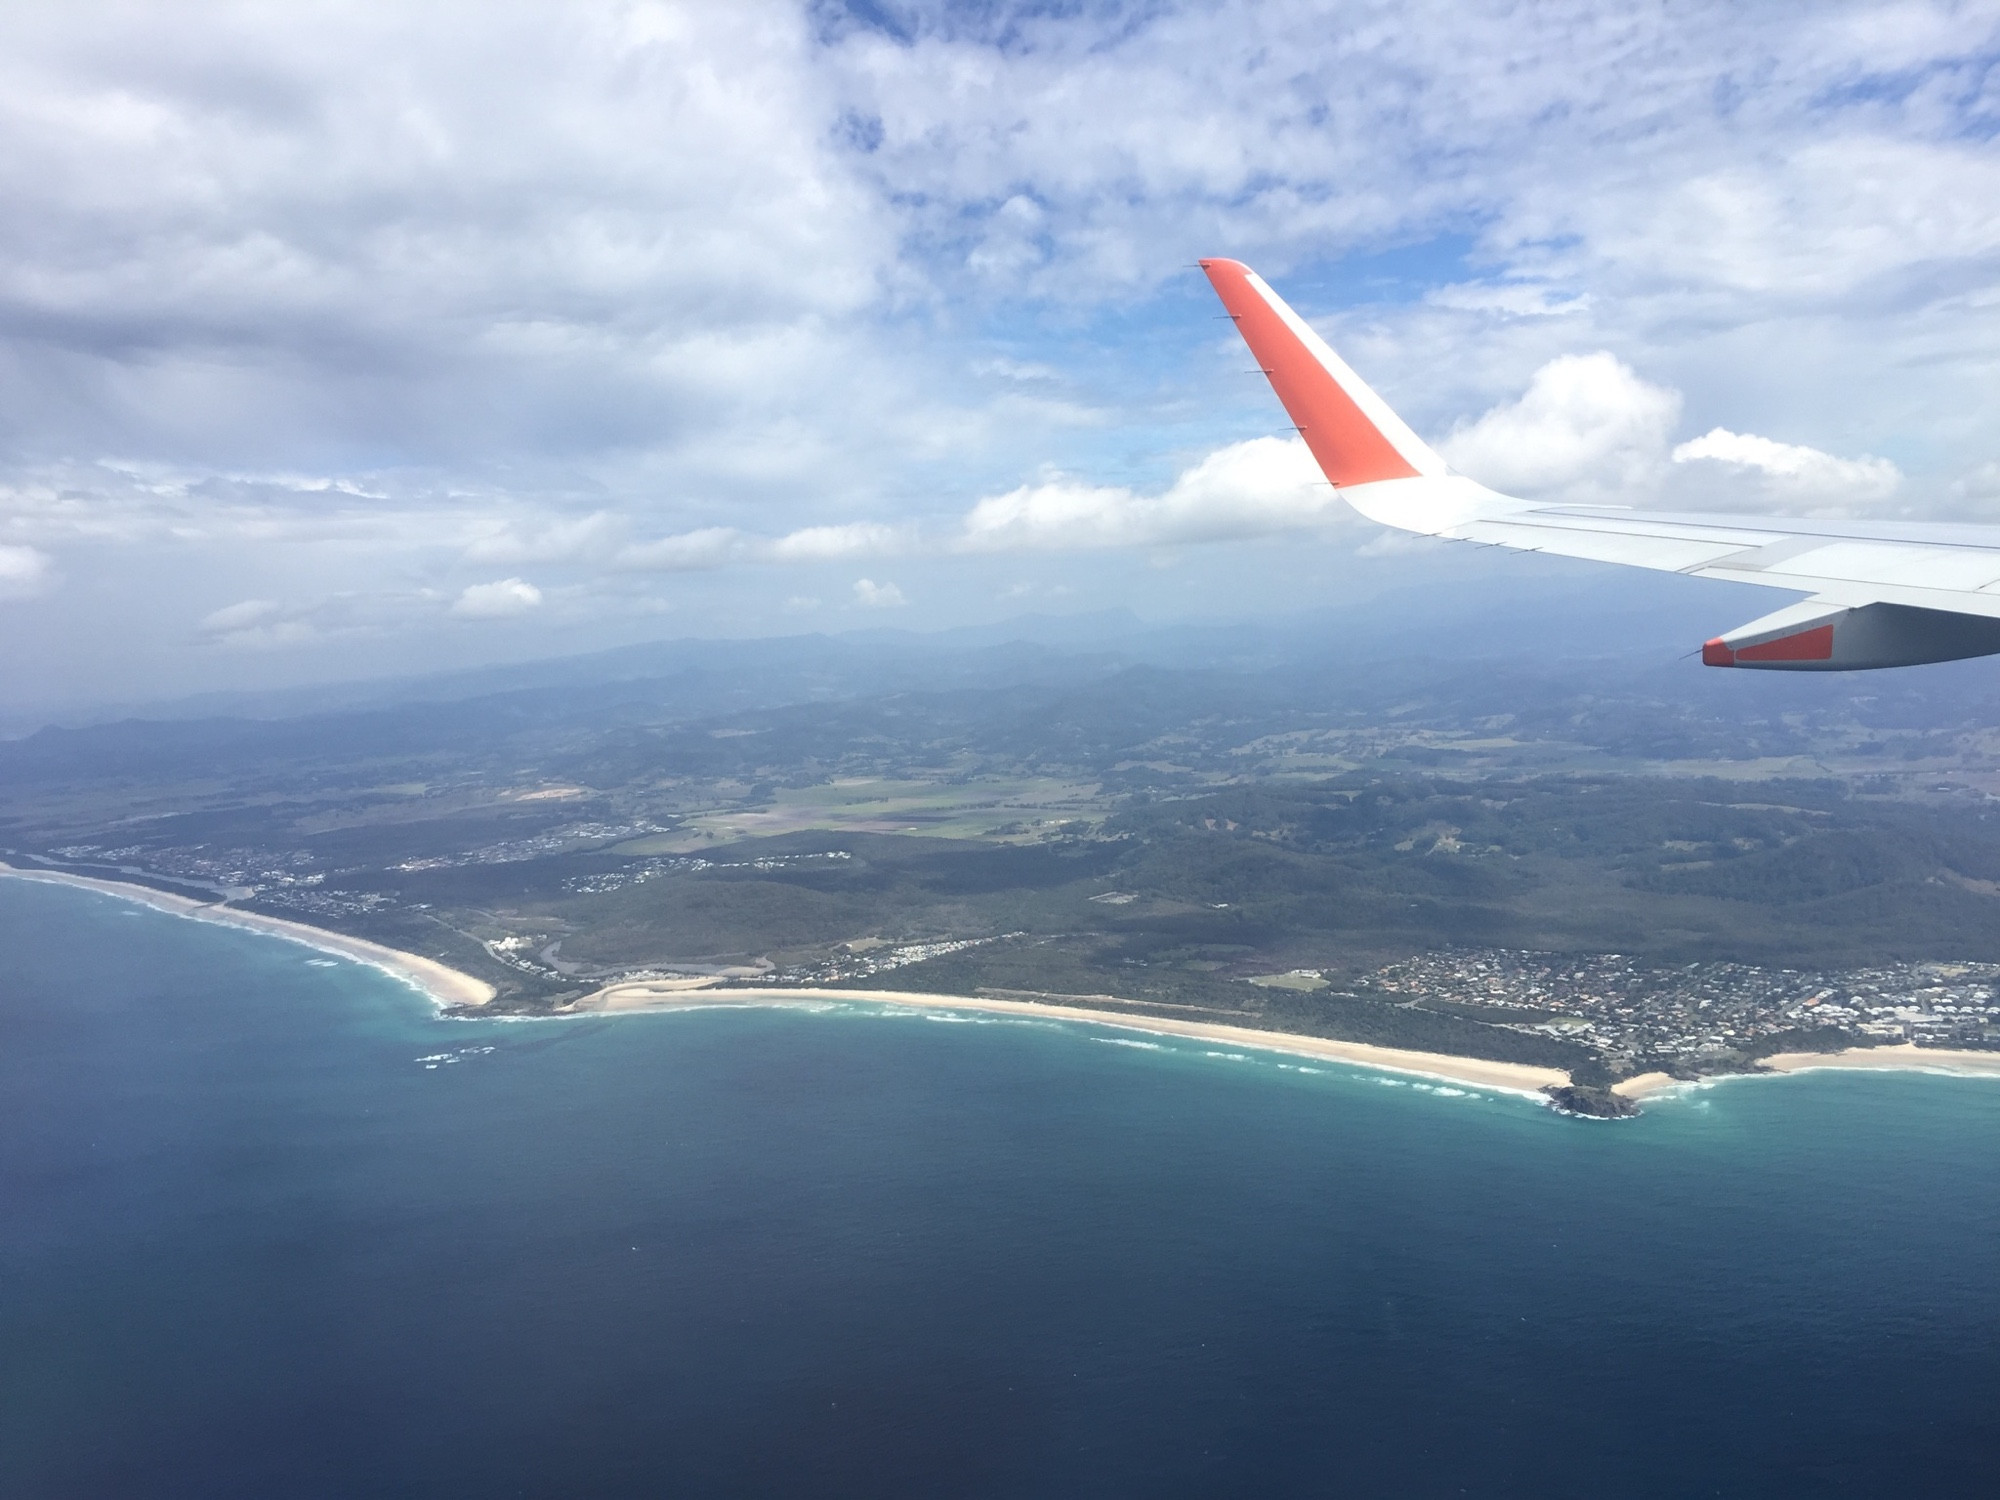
<box><xmin>1201</xmin><ymin>257</ymin><xmax>2000</xmax><ymax>670</ymax></box>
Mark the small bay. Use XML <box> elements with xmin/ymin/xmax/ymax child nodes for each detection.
<box><xmin>3</xmin><ymin>875</ymin><xmax>1998</xmax><ymax>1497</ymax></box>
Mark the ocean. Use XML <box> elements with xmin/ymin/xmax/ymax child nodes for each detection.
<box><xmin>3</xmin><ymin>876</ymin><xmax>1998</xmax><ymax>1497</ymax></box>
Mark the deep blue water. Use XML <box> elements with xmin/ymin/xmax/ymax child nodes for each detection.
<box><xmin>3</xmin><ymin>879</ymin><xmax>1999</xmax><ymax>1497</ymax></box>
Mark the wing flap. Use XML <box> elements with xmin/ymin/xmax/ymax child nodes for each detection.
<box><xmin>1750</xmin><ymin>541</ymin><xmax>2000</xmax><ymax>593</ymax></box>
<box><xmin>1447</xmin><ymin>519</ymin><xmax>1752</xmax><ymax>572</ymax></box>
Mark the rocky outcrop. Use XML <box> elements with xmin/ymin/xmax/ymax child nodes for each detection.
<box><xmin>1542</xmin><ymin>1083</ymin><xmax>1641</xmax><ymax>1119</ymax></box>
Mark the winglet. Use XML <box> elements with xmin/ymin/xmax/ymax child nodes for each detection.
<box><xmin>1200</xmin><ymin>258</ymin><xmax>1448</xmax><ymax>487</ymax></box>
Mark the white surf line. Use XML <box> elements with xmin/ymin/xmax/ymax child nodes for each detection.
<box><xmin>0</xmin><ymin>864</ymin><xmax>495</xmax><ymax>1011</ymax></box>
<box><xmin>577</xmin><ymin>982</ymin><xmax>1568</xmax><ymax>1100</ymax></box>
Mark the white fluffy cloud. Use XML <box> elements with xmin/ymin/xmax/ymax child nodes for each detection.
<box><xmin>198</xmin><ymin>598</ymin><xmax>330</xmax><ymax>649</ymax></box>
<box><xmin>612</xmin><ymin>520</ymin><xmax>909</xmax><ymax>572</ymax></box>
<box><xmin>1671</xmin><ymin>428</ymin><xmax>1901</xmax><ymax>510</ymax></box>
<box><xmin>959</xmin><ymin>436</ymin><xmax>1332</xmax><ymax>551</ymax></box>
<box><xmin>852</xmin><ymin>578</ymin><xmax>906</xmax><ymax>608</ymax></box>
<box><xmin>452</xmin><ymin>579</ymin><xmax>543</xmax><ymax>619</ymax></box>
<box><xmin>770</xmin><ymin>522</ymin><xmax>906</xmax><ymax>562</ymax></box>
<box><xmin>1430</xmin><ymin>353</ymin><xmax>1905</xmax><ymax>514</ymax></box>
<box><xmin>356</xmin><ymin>437</ymin><xmax>1333</xmax><ymax>584</ymax></box>
<box><xmin>1439</xmin><ymin>354</ymin><xmax>1681</xmax><ymax>502</ymax></box>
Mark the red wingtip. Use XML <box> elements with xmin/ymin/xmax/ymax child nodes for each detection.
<box><xmin>1701</xmin><ymin>638</ymin><xmax>1736</xmax><ymax>667</ymax></box>
<box><xmin>1198</xmin><ymin>259</ymin><xmax>1421</xmax><ymax>489</ymax></box>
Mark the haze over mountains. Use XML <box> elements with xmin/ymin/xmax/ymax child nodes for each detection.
<box><xmin>14</xmin><ymin>563</ymin><xmax>2000</xmax><ymax>765</ymax></box>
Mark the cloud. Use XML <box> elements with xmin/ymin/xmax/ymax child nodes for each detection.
<box><xmin>1571</xmin><ymin>139</ymin><xmax>2000</xmax><ymax>305</ymax></box>
<box><xmin>613</xmin><ymin>527</ymin><xmax>747</xmax><ymax>572</ymax></box>
<box><xmin>1951</xmin><ymin>461</ymin><xmax>2000</xmax><ymax>514</ymax></box>
<box><xmin>200</xmin><ymin>598</ymin><xmax>282</xmax><ymax>634</ymax></box>
<box><xmin>465</xmin><ymin>512</ymin><xmax>625</xmax><ymax>565</ymax></box>
<box><xmin>769</xmin><ymin>521</ymin><xmax>905</xmax><ymax>561</ymax></box>
<box><xmin>8</xmin><ymin>1</ymin><xmax>2000</xmax><ymax>703</ymax></box>
<box><xmin>1435</xmin><ymin>357</ymin><xmax>1904</xmax><ymax>515</ymax></box>
<box><xmin>419</xmin><ymin>439</ymin><xmax>1341</xmax><ymax>583</ymax></box>
<box><xmin>1671</xmin><ymin>428</ymin><xmax>1900</xmax><ymax>509</ymax></box>
<box><xmin>958</xmin><ymin>436</ymin><xmax>1332</xmax><ymax>551</ymax></box>
<box><xmin>0</xmin><ymin>545</ymin><xmax>54</xmax><ymax>600</ymax></box>
<box><xmin>972</xmin><ymin>357</ymin><xmax>1061</xmax><ymax>382</ymax></box>
<box><xmin>1439</xmin><ymin>354</ymin><xmax>1681</xmax><ymax>502</ymax></box>
<box><xmin>452</xmin><ymin>578</ymin><xmax>543</xmax><ymax>619</ymax></box>
<box><xmin>614</xmin><ymin>520</ymin><xmax>907</xmax><ymax>571</ymax></box>
<box><xmin>997</xmin><ymin>579</ymin><xmax>1075</xmax><ymax>600</ymax></box>
<box><xmin>199</xmin><ymin>589</ymin><xmax>470</xmax><ymax>647</ymax></box>
<box><xmin>1425</xmin><ymin>282</ymin><xmax>1591</xmax><ymax>319</ymax></box>
<box><xmin>198</xmin><ymin>598</ymin><xmax>328</xmax><ymax>649</ymax></box>
<box><xmin>0</xmin><ymin>5</ymin><xmax>893</xmax><ymax>469</ymax></box>
<box><xmin>852</xmin><ymin>577</ymin><xmax>906</xmax><ymax>608</ymax></box>
<box><xmin>822</xmin><ymin>2</ymin><xmax>2000</xmax><ymax>309</ymax></box>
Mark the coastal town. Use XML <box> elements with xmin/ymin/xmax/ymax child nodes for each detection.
<box><xmin>618</xmin><ymin>937</ymin><xmax>2000</xmax><ymax>1080</ymax></box>
<box><xmin>1358</xmin><ymin>948</ymin><xmax>2000</xmax><ymax>1068</ymax></box>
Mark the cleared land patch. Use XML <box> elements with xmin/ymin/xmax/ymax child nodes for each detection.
<box><xmin>610</xmin><ymin>777</ymin><xmax>1107</xmax><ymax>852</ymax></box>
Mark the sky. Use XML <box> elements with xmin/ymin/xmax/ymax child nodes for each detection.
<box><xmin>4</xmin><ymin>0</ymin><xmax>2000</xmax><ymax>713</ymax></box>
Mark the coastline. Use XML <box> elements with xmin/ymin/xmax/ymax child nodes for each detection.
<box><xmin>9</xmin><ymin>862</ymin><xmax>1998</xmax><ymax>1098</ymax></box>
<box><xmin>0</xmin><ymin>863</ymin><xmax>495</xmax><ymax>1010</ymax></box>
<box><xmin>582</xmin><ymin>984</ymin><xmax>2000</xmax><ymax>1099</ymax></box>
<box><xmin>1758</xmin><ymin>1043</ymin><xmax>2000</xmax><ymax>1080</ymax></box>
<box><xmin>1612</xmin><ymin>1045</ymin><xmax>2000</xmax><ymax>1102</ymax></box>
<box><xmin>570</xmin><ymin>980</ymin><xmax>1574</xmax><ymax>1096</ymax></box>
<box><xmin>1612</xmin><ymin>1071</ymin><xmax>1686</xmax><ymax>1100</ymax></box>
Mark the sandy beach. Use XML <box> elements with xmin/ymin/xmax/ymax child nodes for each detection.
<box><xmin>572</xmin><ymin>980</ymin><xmax>1574</xmax><ymax>1095</ymax></box>
<box><xmin>1759</xmin><ymin>1043</ymin><xmax>2000</xmax><ymax>1080</ymax></box>
<box><xmin>1611</xmin><ymin>1071</ymin><xmax>1684</xmax><ymax>1100</ymax></box>
<box><xmin>1612</xmin><ymin>1046</ymin><xmax>2000</xmax><ymax>1100</ymax></box>
<box><xmin>0</xmin><ymin>863</ymin><xmax>495</xmax><ymax>1009</ymax></box>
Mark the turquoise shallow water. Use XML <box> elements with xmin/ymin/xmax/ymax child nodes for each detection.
<box><xmin>3</xmin><ymin>876</ymin><xmax>1999</xmax><ymax>1498</ymax></box>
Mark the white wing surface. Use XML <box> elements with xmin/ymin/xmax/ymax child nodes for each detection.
<box><xmin>1202</xmin><ymin>257</ymin><xmax>2000</xmax><ymax>671</ymax></box>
